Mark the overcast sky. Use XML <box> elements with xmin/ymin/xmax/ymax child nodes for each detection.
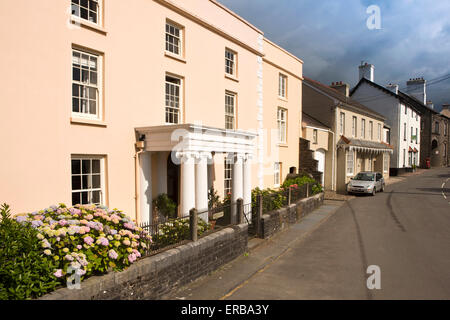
<box><xmin>219</xmin><ymin>0</ymin><xmax>450</xmax><ymax>111</ymax></box>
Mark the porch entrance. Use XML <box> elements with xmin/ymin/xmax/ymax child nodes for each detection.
<box><xmin>167</xmin><ymin>154</ymin><xmax>180</xmax><ymax>207</ymax></box>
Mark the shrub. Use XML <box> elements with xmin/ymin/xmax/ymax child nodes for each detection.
<box><xmin>152</xmin><ymin>194</ymin><xmax>177</xmax><ymax>219</ymax></box>
<box><xmin>13</xmin><ymin>204</ymin><xmax>152</xmax><ymax>288</ymax></box>
<box><xmin>282</xmin><ymin>175</ymin><xmax>323</xmax><ymax>195</ymax></box>
<box><xmin>208</xmin><ymin>188</ymin><xmax>221</xmax><ymax>209</ymax></box>
<box><xmin>251</xmin><ymin>187</ymin><xmax>286</xmax><ymax>214</ymax></box>
<box><xmin>0</xmin><ymin>204</ymin><xmax>59</xmax><ymax>300</ymax></box>
<box><xmin>152</xmin><ymin>218</ymin><xmax>210</xmax><ymax>248</ymax></box>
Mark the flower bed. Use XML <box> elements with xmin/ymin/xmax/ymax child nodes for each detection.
<box><xmin>13</xmin><ymin>204</ymin><xmax>152</xmax><ymax>290</ymax></box>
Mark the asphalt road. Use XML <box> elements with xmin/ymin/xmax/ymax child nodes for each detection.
<box><xmin>224</xmin><ymin>167</ymin><xmax>450</xmax><ymax>300</ymax></box>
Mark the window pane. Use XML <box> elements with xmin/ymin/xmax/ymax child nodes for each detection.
<box><xmin>89</xmin><ymin>100</ymin><xmax>96</xmax><ymax>115</ymax></box>
<box><xmin>73</xmin><ymin>67</ymin><xmax>80</xmax><ymax>82</ymax></box>
<box><xmin>72</xmin><ymin>192</ymin><xmax>81</xmax><ymax>206</ymax></box>
<box><xmin>92</xmin><ymin>175</ymin><xmax>101</xmax><ymax>189</ymax></box>
<box><xmin>81</xmin><ymin>192</ymin><xmax>89</xmax><ymax>204</ymax></box>
<box><xmin>82</xmin><ymin>175</ymin><xmax>89</xmax><ymax>189</ymax></box>
<box><xmin>92</xmin><ymin>159</ymin><xmax>101</xmax><ymax>173</ymax></box>
<box><xmin>82</xmin><ymin>160</ymin><xmax>91</xmax><ymax>173</ymax></box>
<box><xmin>72</xmin><ymin>176</ymin><xmax>81</xmax><ymax>190</ymax></box>
<box><xmin>80</xmin><ymin>7</ymin><xmax>88</xmax><ymax>19</ymax></box>
<box><xmin>71</xmin><ymin>159</ymin><xmax>81</xmax><ymax>174</ymax></box>
<box><xmin>72</xmin><ymin>98</ymin><xmax>80</xmax><ymax>113</ymax></box>
<box><xmin>92</xmin><ymin>191</ymin><xmax>101</xmax><ymax>204</ymax></box>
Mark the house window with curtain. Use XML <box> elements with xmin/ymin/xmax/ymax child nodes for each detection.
<box><xmin>165</xmin><ymin>22</ymin><xmax>183</xmax><ymax>56</ymax></box>
<box><xmin>71</xmin><ymin>157</ymin><xmax>104</xmax><ymax>206</ymax></box>
<box><xmin>279</xmin><ymin>74</ymin><xmax>287</xmax><ymax>98</ymax></box>
<box><xmin>340</xmin><ymin>112</ymin><xmax>345</xmax><ymax>135</ymax></box>
<box><xmin>277</xmin><ymin>108</ymin><xmax>287</xmax><ymax>143</ymax></box>
<box><xmin>313</xmin><ymin>129</ymin><xmax>318</xmax><ymax>144</ymax></box>
<box><xmin>346</xmin><ymin>150</ymin><xmax>354</xmax><ymax>176</ymax></box>
<box><xmin>369</xmin><ymin>121</ymin><xmax>373</xmax><ymax>140</ymax></box>
<box><xmin>165</xmin><ymin>75</ymin><xmax>182</xmax><ymax>124</ymax></box>
<box><xmin>274</xmin><ymin>162</ymin><xmax>281</xmax><ymax>187</ymax></box>
<box><xmin>383</xmin><ymin>154</ymin><xmax>389</xmax><ymax>173</ymax></box>
<box><xmin>71</xmin><ymin>0</ymin><xmax>100</xmax><ymax>24</ymax></box>
<box><xmin>352</xmin><ymin>116</ymin><xmax>357</xmax><ymax>138</ymax></box>
<box><xmin>72</xmin><ymin>49</ymin><xmax>101</xmax><ymax>119</ymax></box>
<box><xmin>225</xmin><ymin>49</ymin><xmax>237</xmax><ymax>76</ymax></box>
<box><xmin>225</xmin><ymin>92</ymin><xmax>236</xmax><ymax>129</ymax></box>
<box><xmin>361</xmin><ymin>119</ymin><xmax>366</xmax><ymax>138</ymax></box>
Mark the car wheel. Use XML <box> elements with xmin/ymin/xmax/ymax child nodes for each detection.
<box><xmin>381</xmin><ymin>184</ymin><xmax>385</xmax><ymax>192</ymax></box>
<box><xmin>371</xmin><ymin>188</ymin><xmax>376</xmax><ymax>196</ymax></box>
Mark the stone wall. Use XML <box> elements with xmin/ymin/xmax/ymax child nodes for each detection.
<box><xmin>40</xmin><ymin>224</ymin><xmax>248</xmax><ymax>300</ymax></box>
<box><xmin>261</xmin><ymin>192</ymin><xmax>324</xmax><ymax>239</ymax></box>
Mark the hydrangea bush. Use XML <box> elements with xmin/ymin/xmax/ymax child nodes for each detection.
<box><xmin>14</xmin><ymin>204</ymin><xmax>152</xmax><ymax>286</ymax></box>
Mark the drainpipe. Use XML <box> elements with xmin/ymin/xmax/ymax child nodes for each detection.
<box><xmin>134</xmin><ymin>141</ymin><xmax>145</xmax><ymax>225</ymax></box>
<box><xmin>329</xmin><ymin>129</ymin><xmax>336</xmax><ymax>191</ymax></box>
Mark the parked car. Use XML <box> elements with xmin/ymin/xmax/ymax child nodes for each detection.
<box><xmin>347</xmin><ymin>172</ymin><xmax>385</xmax><ymax>196</ymax></box>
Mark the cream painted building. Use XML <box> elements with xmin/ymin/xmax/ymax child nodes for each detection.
<box><xmin>302</xmin><ymin>78</ymin><xmax>392</xmax><ymax>193</ymax></box>
<box><xmin>0</xmin><ymin>0</ymin><xmax>303</xmax><ymax>223</ymax></box>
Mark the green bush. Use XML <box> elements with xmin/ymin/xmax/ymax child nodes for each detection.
<box><xmin>251</xmin><ymin>187</ymin><xmax>286</xmax><ymax>214</ymax></box>
<box><xmin>152</xmin><ymin>194</ymin><xmax>177</xmax><ymax>219</ymax></box>
<box><xmin>153</xmin><ymin>218</ymin><xmax>210</xmax><ymax>248</ymax></box>
<box><xmin>0</xmin><ymin>204</ymin><xmax>59</xmax><ymax>300</ymax></box>
<box><xmin>282</xmin><ymin>175</ymin><xmax>323</xmax><ymax>195</ymax></box>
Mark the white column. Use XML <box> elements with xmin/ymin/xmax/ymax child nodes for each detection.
<box><xmin>139</xmin><ymin>151</ymin><xmax>152</xmax><ymax>224</ymax></box>
<box><xmin>157</xmin><ymin>152</ymin><xmax>168</xmax><ymax>195</ymax></box>
<box><xmin>243</xmin><ymin>154</ymin><xmax>253</xmax><ymax>224</ymax></box>
<box><xmin>231</xmin><ymin>153</ymin><xmax>244</xmax><ymax>224</ymax></box>
<box><xmin>195</xmin><ymin>152</ymin><xmax>211</xmax><ymax>222</ymax></box>
<box><xmin>179</xmin><ymin>152</ymin><xmax>196</xmax><ymax>217</ymax></box>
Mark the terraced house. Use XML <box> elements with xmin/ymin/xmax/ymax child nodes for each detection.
<box><xmin>0</xmin><ymin>0</ymin><xmax>303</xmax><ymax>224</ymax></box>
<box><xmin>302</xmin><ymin>78</ymin><xmax>392</xmax><ymax>193</ymax></box>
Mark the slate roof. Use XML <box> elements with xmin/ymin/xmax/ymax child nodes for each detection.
<box><xmin>304</xmin><ymin>77</ymin><xmax>386</xmax><ymax>121</ymax></box>
<box><xmin>302</xmin><ymin>112</ymin><xmax>330</xmax><ymax>130</ymax></box>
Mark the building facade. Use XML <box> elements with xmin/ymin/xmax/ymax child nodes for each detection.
<box><xmin>302</xmin><ymin>78</ymin><xmax>392</xmax><ymax>193</ymax></box>
<box><xmin>0</xmin><ymin>0</ymin><xmax>304</xmax><ymax>223</ymax></box>
<box><xmin>351</xmin><ymin>65</ymin><xmax>422</xmax><ymax>175</ymax></box>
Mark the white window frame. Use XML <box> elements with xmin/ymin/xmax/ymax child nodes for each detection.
<box><xmin>71</xmin><ymin>0</ymin><xmax>101</xmax><ymax>25</ymax></box>
<box><xmin>225</xmin><ymin>48</ymin><xmax>237</xmax><ymax>76</ymax></box>
<box><xmin>340</xmin><ymin>112</ymin><xmax>345</xmax><ymax>135</ymax></box>
<box><xmin>72</xmin><ymin>48</ymin><xmax>102</xmax><ymax>120</ymax></box>
<box><xmin>346</xmin><ymin>150</ymin><xmax>354</xmax><ymax>176</ymax></box>
<box><xmin>278</xmin><ymin>74</ymin><xmax>287</xmax><ymax>99</ymax></box>
<box><xmin>71</xmin><ymin>156</ymin><xmax>105</xmax><ymax>206</ymax></box>
<box><xmin>165</xmin><ymin>75</ymin><xmax>182</xmax><ymax>124</ymax></box>
<box><xmin>165</xmin><ymin>21</ymin><xmax>183</xmax><ymax>56</ymax></box>
<box><xmin>277</xmin><ymin>108</ymin><xmax>287</xmax><ymax>144</ymax></box>
<box><xmin>225</xmin><ymin>92</ymin><xmax>236</xmax><ymax>130</ymax></box>
<box><xmin>274</xmin><ymin>162</ymin><xmax>281</xmax><ymax>187</ymax></box>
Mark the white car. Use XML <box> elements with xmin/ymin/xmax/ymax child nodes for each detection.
<box><xmin>347</xmin><ymin>172</ymin><xmax>385</xmax><ymax>196</ymax></box>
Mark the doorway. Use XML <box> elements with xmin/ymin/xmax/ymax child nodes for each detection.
<box><xmin>166</xmin><ymin>154</ymin><xmax>180</xmax><ymax>207</ymax></box>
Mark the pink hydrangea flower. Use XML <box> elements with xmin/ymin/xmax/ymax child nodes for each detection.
<box><xmin>128</xmin><ymin>253</ymin><xmax>137</xmax><ymax>263</ymax></box>
<box><xmin>53</xmin><ymin>269</ymin><xmax>63</xmax><ymax>278</ymax></box>
<box><xmin>108</xmin><ymin>249</ymin><xmax>119</xmax><ymax>260</ymax></box>
<box><xmin>83</xmin><ymin>236</ymin><xmax>94</xmax><ymax>246</ymax></box>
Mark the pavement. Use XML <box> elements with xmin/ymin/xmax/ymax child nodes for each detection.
<box><xmin>164</xmin><ymin>167</ymin><xmax>450</xmax><ymax>300</ymax></box>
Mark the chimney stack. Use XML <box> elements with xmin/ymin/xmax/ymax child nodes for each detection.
<box><xmin>330</xmin><ymin>81</ymin><xmax>350</xmax><ymax>97</ymax></box>
<box><xmin>406</xmin><ymin>77</ymin><xmax>427</xmax><ymax>105</ymax></box>
<box><xmin>441</xmin><ymin>103</ymin><xmax>450</xmax><ymax>117</ymax></box>
<box><xmin>359</xmin><ymin>62</ymin><xmax>375</xmax><ymax>82</ymax></box>
<box><xmin>386</xmin><ymin>83</ymin><xmax>399</xmax><ymax>95</ymax></box>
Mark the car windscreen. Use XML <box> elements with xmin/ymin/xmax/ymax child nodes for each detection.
<box><xmin>353</xmin><ymin>173</ymin><xmax>375</xmax><ymax>181</ymax></box>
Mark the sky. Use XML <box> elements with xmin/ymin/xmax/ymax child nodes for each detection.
<box><xmin>219</xmin><ymin>0</ymin><xmax>450</xmax><ymax>111</ymax></box>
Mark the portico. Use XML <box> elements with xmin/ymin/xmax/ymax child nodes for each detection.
<box><xmin>135</xmin><ymin>124</ymin><xmax>257</xmax><ymax>224</ymax></box>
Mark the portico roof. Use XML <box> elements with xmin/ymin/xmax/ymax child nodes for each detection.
<box><xmin>135</xmin><ymin>123</ymin><xmax>257</xmax><ymax>156</ymax></box>
<box><xmin>338</xmin><ymin>136</ymin><xmax>394</xmax><ymax>154</ymax></box>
